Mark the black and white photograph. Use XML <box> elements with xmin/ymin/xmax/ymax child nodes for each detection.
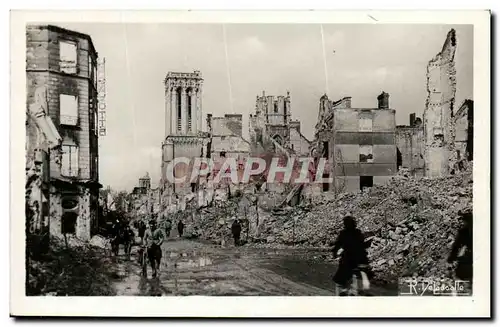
<box><xmin>11</xmin><ymin>10</ymin><xmax>491</xmax><ymax>317</ymax></box>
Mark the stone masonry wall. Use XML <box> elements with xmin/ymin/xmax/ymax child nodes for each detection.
<box><xmin>423</xmin><ymin>29</ymin><xmax>457</xmax><ymax>177</ymax></box>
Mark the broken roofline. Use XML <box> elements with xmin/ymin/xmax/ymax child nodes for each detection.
<box><xmin>163</xmin><ymin>156</ymin><xmax>335</xmax><ymax>185</ymax></box>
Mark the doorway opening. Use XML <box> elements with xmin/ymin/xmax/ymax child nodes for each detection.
<box><xmin>360</xmin><ymin>176</ymin><xmax>373</xmax><ymax>191</ymax></box>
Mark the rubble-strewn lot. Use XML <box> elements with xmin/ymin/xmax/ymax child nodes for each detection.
<box><xmin>27</xmin><ymin>237</ymin><xmax>117</xmax><ymax>296</ymax></box>
<box><xmin>188</xmin><ymin>165</ymin><xmax>472</xmax><ymax>284</ymax></box>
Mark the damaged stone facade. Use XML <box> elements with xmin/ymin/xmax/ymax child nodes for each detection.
<box><xmin>423</xmin><ymin>29</ymin><xmax>458</xmax><ymax>177</ymax></box>
<box><xmin>454</xmin><ymin>99</ymin><xmax>473</xmax><ymax>162</ymax></box>
<box><xmin>161</xmin><ymin>71</ymin><xmax>252</xmax><ymax>214</ymax></box>
<box><xmin>26</xmin><ymin>86</ymin><xmax>62</xmax><ymax>255</ymax></box>
<box><xmin>161</xmin><ymin>71</ymin><xmax>206</xmax><ymax>197</ymax></box>
<box><xmin>129</xmin><ymin>173</ymin><xmax>162</xmax><ymax>218</ymax></box>
<box><xmin>26</xmin><ymin>25</ymin><xmax>101</xmax><ymax>242</ymax></box>
<box><xmin>395</xmin><ymin>113</ymin><xmax>425</xmax><ymax>176</ymax></box>
<box><xmin>249</xmin><ymin>91</ymin><xmax>311</xmax><ymax>156</ymax></box>
<box><xmin>311</xmin><ymin>92</ymin><xmax>397</xmax><ymax>194</ymax></box>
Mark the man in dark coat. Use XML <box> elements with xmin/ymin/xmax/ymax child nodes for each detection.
<box><xmin>177</xmin><ymin>219</ymin><xmax>185</xmax><ymax>237</ymax></box>
<box><xmin>138</xmin><ymin>220</ymin><xmax>147</xmax><ymax>242</ymax></box>
<box><xmin>332</xmin><ymin>216</ymin><xmax>372</xmax><ymax>295</ymax></box>
<box><xmin>164</xmin><ymin>218</ymin><xmax>173</xmax><ymax>238</ymax></box>
<box><xmin>231</xmin><ymin>219</ymin><xmax>242</xmax><ymax>246</ymax></box>
<box><xmin>448</xmin><ymin>210</ymin><xmax>473</xmax><ymax>282</ymax></box>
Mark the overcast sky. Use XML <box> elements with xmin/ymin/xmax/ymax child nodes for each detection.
<box><xmin>58</xmin><ymin>23</ymin><xmax>473</xmax><ymax>191</ymax></box>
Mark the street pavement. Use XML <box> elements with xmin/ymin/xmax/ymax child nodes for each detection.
<box><xmin>111</xmin><ymin>237</ymin><xmax>398</xmax><ymax>296</ymax></box>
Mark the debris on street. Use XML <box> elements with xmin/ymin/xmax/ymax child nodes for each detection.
<box><xmin>27</xmin><ymin>237</ymin><xmax>118</xmax><ymax>296</ymax></box>
<box><xmin>186</xmin><ymin>165</ymin><xmax>472</xmax><ymax>284</ymax></box>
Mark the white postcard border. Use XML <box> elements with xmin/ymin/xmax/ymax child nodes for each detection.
<box><xmin>10</xmin><ymin>9</ymin><xmax>491</xmax><ymax>317</ymax></box>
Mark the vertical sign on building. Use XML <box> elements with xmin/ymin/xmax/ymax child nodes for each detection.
<box><xmin>97</xmin><ymin>58</ymin><xmax>107</xmax><ymax>136</ymax></box>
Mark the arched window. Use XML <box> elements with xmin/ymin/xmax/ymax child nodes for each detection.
<box><xmin>176</xmin><ymin>87</ymin><xmax>182</xmax><ymax>132</ymax></box>
<box><xmin>272</xmin><ymin>134</ymin><xmax>283</xmax><ymax>145</ymax></box>
<box><xmin>187</xmin><ymin>87</ymin><xmax>192</xmax><ymax>132</ymax></box>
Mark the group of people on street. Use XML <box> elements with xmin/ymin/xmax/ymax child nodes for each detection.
<box><xmin>134</xmin><ymin>216</ymin><xmax>188</xmax><ymax>278</ymax></box>
<box><xmin>109</xmin><ymin>208</ymin><xmax>473</xmax><ymax>293</ymax></box>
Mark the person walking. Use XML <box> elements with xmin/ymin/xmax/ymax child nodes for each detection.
<box><xmin>164</xmin><ymin>218</ymin><xmax>172</xmax><ymax>238</ymax></box>
<box><xmin>447</xmin><ymin>209</ymin><xmax>473</xmax><ymax>283</ymax></box>
<box><xmin>138</xmin><ymin>219</ymin><xmax>147</xmax><ymax>243</ymax></box>
<box><xmin>177</xmin><ymin>219</ymin><xmax>185</xmax><ymax>238</ymax></box>
<box><xmin>143</xmin><ymin>219</ymin><xmax>165</xmax><ymax>278</ymax></box>
<box><xmin>231</xmin><ymin>219</ymin><xmax>242</xmax><ymax>246</ymax></box>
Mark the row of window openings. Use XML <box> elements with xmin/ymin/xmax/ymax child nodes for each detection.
<box><xmin>321</xmin><ymin>142</ymin><xmax>374</xmax><ymax>163</ymax></box>
<box><xmin>176</xmin><ymin>93</ymin><xmax>194</xmax><ymax>132</ymax></box>
<box><xmin>59</xmin><ymin>40</ymin><xmax>97</xmax><ymax>86</ymax></box>
<box><xmin>321</xmin><ymin>175</ymin><xmax>374</xmax><ymax>192</ymax></box>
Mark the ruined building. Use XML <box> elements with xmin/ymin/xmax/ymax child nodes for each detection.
<box><xmin>207</xmin><ymin>113</ymin><xmax>251</xmax><ymax>162</ymax></box>
<box><xmin>26</xmin><ymin>86</ymin><xmax>62</xmax><ymax>254</ymax></box>
<box><xmin>454</xmin><ymin>99</ymin><xmax>473</xmax><ymax>162</ymax></box>
<box><xmin>394</xmin><ymin>29</ymin><xmax>471</xmax><ymax>178</ymax></box>
<box><xmin>395</xmin><ymin>113</ymin><xmax>425</xmax><ymax>176</ymax></box>
<box><xmin>161</xmin><ymin>71</ymin><xmax>207</xmax><ymax>196</ymax></box>
<box><xmin>249</xmin><ymin>91</ymin><xmax>311</xmax><ymax>156</ymax></box>
<box><xmin>423</xmin><ymin>29</ymin><xmax>458</xmax><ymax>177</ymax></box>
<box><xmin>206</xmin><ymin>113</ymin><xmax>251</xmax><ymax>196</ymax></box>
<box><xmin>26</xmin><ymin>25</ymin><xmax>101</xmax><ymax>241</ymax></box>
<box><xmin>312</xmin><ymin>92</ymin><xmax>397</xmax><ymax>193</ymax></box>
<box><xmin>130</xmin><ymin>173</ymin><xmax>161</xmax><ymax>217</ymax></box>
<box><xmin>160</xmin><ymin>71</ymin><xmax>251</xmax><ymax>213</ymax></box>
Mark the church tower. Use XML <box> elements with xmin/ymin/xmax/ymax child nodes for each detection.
<box><xmin>161</xmin><ymin>71</ymin><xmax>206</xmax><ymax>198</ymax></box>
<box><xmin>164</xmin><ymin>71</ymin><xmax>203</xmax><ymax>138</ymax></box>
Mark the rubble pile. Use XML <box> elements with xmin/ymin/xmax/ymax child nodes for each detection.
<box><xmin>27</xmin><ymin>237</ymin><xmax>118</xmax><ymax>296</ymax></box>
<box><xmin>180</xmin><ymin>167</ymin><xmax>471</xmax><ymax>284</ymax></box>
<box><xmin>261</xmin><ymin>167</ymin><xmax>473</xmax><ymax>283</ymax></box>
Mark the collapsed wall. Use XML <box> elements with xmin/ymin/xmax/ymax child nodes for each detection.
<box><xmin>423</xmin><ymin>29</ymin><xmax>457</xmax><ymax>177</ymax></box>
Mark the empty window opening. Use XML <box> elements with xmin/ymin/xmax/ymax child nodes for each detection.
<box><xmin>359</xmin><ymin>114</ymin><xmax>373</xmax><ymax>132</ymax></box>
<box><xmin>274</xmin><ymin>102</ymin><xmax>278</xmax><ymax>113</ymax></box>
<box><xmin>359</xmin><ymin>145</ymin><xmax>373</xmax><ymax>163</ymax></box>
<box><xmin>60</xmin><ymin>94</ymin><xmax>78</xmax><ymax>126</ymax></box>
<box><xmin>220</xmin><ymin>151</ymin><xmax>226</xmax><ymax>158</ymax></box>
<box><xmin>322</xmin><ymin>173</ymin><xmax>330</xmax><ymax>192</ymax></box>
<box><xmin>322</xmin><ymin>142</ymin><xmax>329</xmax><ymax>158</ymax></box>
<box><xmin>176</xmin><ymin>88</ymin><xmax>182</xmax><ymax>132</ymax></box>
<box><xmin>397</xmin><ymin>148</ymin><xmax>403</xmax><ymax>170</ymax></box>
<box><xmin>191</xmin><ymin>183</ymin><xmax>196</xmax><ymax>193</ymax></box>
<box><xmin>187</xmin><ymin>89</ymin><xmax>192</xmax><ymax>131</ymax></box>
<box><xmin>360</xmin><ymin>176</ymin><xmax>373</xmax><ymax>191</ymax></box>
<box><xmin>59</xmin><ymin>40</ymin><xmax>77</xmax><ymax>74</ymax></box>
<box><xmin>62</xmin><ymin>212</ymin><xmax>77</xmax><ymax>234</ymax></box>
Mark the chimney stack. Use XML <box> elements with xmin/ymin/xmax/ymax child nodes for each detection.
<box><xmin>409</xmin><ymin>113</ymin><xmax>416</xmax><ymax>126</ymax></box>
<box><xmin>377</xmin><ymin>91</ymin><xmax>389</xmax><ymax>109</ymax></box>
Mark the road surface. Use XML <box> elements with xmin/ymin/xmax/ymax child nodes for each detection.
<box><xmin>110</xmin><ymin>238</ymin><xmax>398</xmax><ymax>296</ymax></box>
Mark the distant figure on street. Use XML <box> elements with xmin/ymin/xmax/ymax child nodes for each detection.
<box><xmin>448</xmin><ymin>209</ymin><xmax>473</xmax><ymax>282</ymax></box>
<box><xmin>231</xmin><ymin>219</ymin><xmax>242</xmax><ymax>246</ymax></box>
<box><xmin>164</xmin><ymin>218</ymin><xmax>173</xmax><ymax>238</ymax></box>
<box><xmin>177</xmin><ymin>219</ymin><xmax>185</xmax><ymax>238</ymax></box>
<box><xmin>332</xmin><ymin>216</ymin><xmax>372</xmax><ymax>295</ymax></box>
<box><xmin>138</xmin><ymin>220</ymin><xmax>147</xmax><ymax>243</ymax></box>
<box><xmin>122</xmin><ymin>224</ymin><xmax>135</xmax><ymax>260</ymax></box>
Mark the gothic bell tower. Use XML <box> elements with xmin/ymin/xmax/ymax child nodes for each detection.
<box><xmin>164</xmin><ymin>71</ymin><xmax>204</xmax><ymax>138</ymax></box>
